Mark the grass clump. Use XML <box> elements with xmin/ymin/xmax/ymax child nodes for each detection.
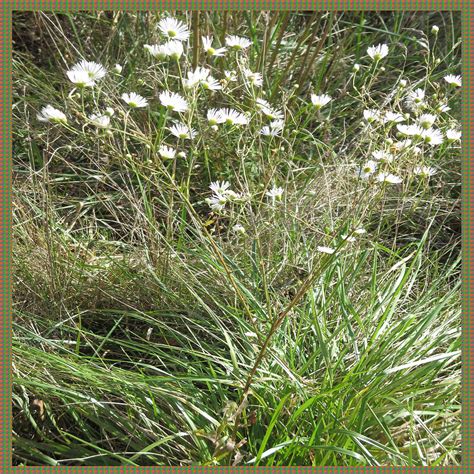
<box><xmin>12</xmin><ymin>11</ymin><xmax>461</xmax><ymax>466</ymax></box>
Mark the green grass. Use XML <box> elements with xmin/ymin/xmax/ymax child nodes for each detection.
<box><xmin>12</xmin><ymin>11</ymin><xmax>461</xmax><ymax>466</ymax></box>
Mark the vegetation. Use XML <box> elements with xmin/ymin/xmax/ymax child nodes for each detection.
<box><xmin>12</xmin><ymin>11</ymin><xmax>461</xmax><ymax>466</ymax></box>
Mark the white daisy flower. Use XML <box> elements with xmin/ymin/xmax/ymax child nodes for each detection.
<box><xmin>158</xmin><ymin>145</ymin><xmax>176</xmax><ymax>159</ymax></box>
<box><xmin>69</xmin><ymin>60</ymin><xmax>106</xmax><ymax>83</ymax></box>
<box><xmin>210</xmin><ymin>181</ymin><xmax>231</xmax><ymax>195</ymax></box>
<box><xmin>225</xmin><ymin>35</ymin><xmax>252</xmax><ymax>50</ymax></box>
<box><xmin>446</xmin><ymin>128</ymin><xmax>461</xmax><ymax>142</ymax></box>
<box><xmin>363</xmin><ymin>109</ymin><xmax>381</xmax><ymax>123</ymax></box>
<box><xmin>202</xmin><ymin>36</ymin><xmax>227</xmax><ymax>57</ymax></box>
<box><xmin>201</xmin><ymin>76</ymin><xmax>222</xmax><ymax>91</ymax></box>
<box><xmin>358</xmin><ymin>160</ymin><xmax>377</xmax><ymax>179</ymax></box>
<box><xmin>224</xmin><ymin>70</ymin><xmax>238</xmax><ymax>82</ymax></box>
<box><xmin>184</xmin><ymin>67</ymin><xmax>210</xmax><ymax>88</ymax></box>
<box><xmin>376</xmin><ymin>172</ymin><xmax>402</xmax><ymax>184</ymax></box>
<box><xmin>159</xmin><ymin>91</ymin><xmax>188</xmax><ymax>112</ymax></box>
<box><xmin>157</xmin><ymin>17</ymin><xmax>190</xmax><ymax>41</ymax></box>
<box><xmin>121</xmin><ymin>92</ymin><xmax>148</xmax><ymax>108</ymax></box>
<box><xmin>243</xmin><ymin>68</ymin><xmax>263</xmax><ymax>87</ymax></box>
<box><xmin>168</xmin><ymin>123</ymin><xmax>196</xmax><ymax>140</ymax></box>
<box><xmin>421</xmin><ymin>128</ymin><xmax>444</xmax><ymax>146</ymax></box>
<box><xmin>436</xmin><ymin>102</ymin><xmax>451</xmax><ymax>113</ymax></box>
<box><xmin>163</xmin><ymin>40</ymin><xmax>184</xmax><ymax>60</ymax></box>
<box><xmin>392</xmin><ymin>139</ymin><xmax>413</xmax><ymax>152</ymax></box>
<box><xmin>414</xmin><ymin>166</ymin><xmax>437</xmax><ymax>177</ymax></box>
<box><xmin>341</xmin><ymin>234</ymin><xmax>356</xmax><ymax>242</ymax></box>
<box><xmin>418</xmin><ymin>113</ymin><xmax>437</xmax><ymax>129</ymax></box>
<box><xmin>144</xmin><ymin>43</ymin><xmax>168</xmax><ymax>59</ymax></box>
<box><xmin>367</xmin><ymin>43</ymin><xmax>389</xmax><ymax>61</ymax></box>
<box><xmin>256</xmin><ymin>98</ymin><xmax>283</xmax><ymax>120</ymax></box>
<box><xmin>383</xmin><ymin>111</ymin><xmax>405</xmax><ymax>123</ymax></box>
<box><xmin>88</xmin><ymin>113</ymin><xmax>110</xmax><ymax>128</ymax></box>
<box><xmin>260</xmin><ymin>120</ymin><xmax>285</xmax><ymax>137</ymax></box>
<box><xmin>232</xmin><ymin>224</ymin><xmax>246</xmax><ymax>234</ymax></box>
<box><xmin>207</xmin><ymin>108</ymin><xmax>223</xmax><ymax>126</ymax></box>
<box><xmin>105</xmin><ymin>107</ymin><xmax>115</xmax><ymax>117</ymax></box>
<box><xmin>66</xmin><ymin>69</ymin><xmax>96</xmax><ymax>87</ymax></box>
<box><xmin>113</xmin><ymin>64</ymin><xmax>123</xmax><ymax>74</ymax></box>
<box><xmin>218</xmin><ymin>108</ymin><xmax>249</xmax><ymax>126</ymax></box>
<box><xmin>311</xmin><ymin>94</ymin><xmax>332</xmax><ymax>110</ymax></box>
<box><xmin>444</xmin><ymin>74</ymin><xmax>462</xmax><ymax>87</ymax></box>
<box><xmin>317</xmin><ymin>246</ymin><xmax>336</xmax><ymax>254</ymax></box>
<box><xmin>37</xmin><ymin>105</ymin><xmax>67</xmax><ymax>123</ymax></box>
<box><xmin>371</xmin><ymin>150</ymin><xmax>395</xmax><ymax>163</ymax></box>
<box><xmin>266</xmin><ymin>185</ymin><xmax>284</xmax><ymax>202</ymax></box>
<box><xmin>206</xmin><ymin>194</ymin><xmax>228</xmax><ymax>212</ymax></box>
<box><xmin>405</xmin><ymin>88</ymin><xmax>426</xmax><ymax>110</ymax></box>
<box><xmin>397</xmin><ymin>124</ymin><xmax>424</xmax><ymax>137</ymax></box>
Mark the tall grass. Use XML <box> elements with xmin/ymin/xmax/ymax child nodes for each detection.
<box><xmin>12</xmin><ymin>11</ymin><xmax>461</xmax><ymax>466</ymax></box>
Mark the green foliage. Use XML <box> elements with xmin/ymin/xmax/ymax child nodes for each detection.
<box><xmin>13</xmin><ymin>11</ymin><xmax>461</xmax><ymax>466</ymax></box>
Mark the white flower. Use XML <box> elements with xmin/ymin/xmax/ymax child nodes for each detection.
<box><xmin>436</xmin><ymin>102</ymin><xmax>451</xmax><ymax>113</ymax></box>
<box><xmin>158</xmin><ymin>145</ymin><xmax>176</xmax><ymax>159</ymax></box>
<box><xmin>358</xmin><ymin>160</ymin><xmax>377</xmax><ymax>179</ymax></box>
<box><xmin>210</xmin><ymin>181</ymin><xmax>231</xmax><ymax>195</ymax></box>
<box><xmin>184</xmin><ymin>67</ymin><xmax>210</xmax><ymax>88</ymax></box>
<box><xmin>405</xmin><ymin>88</ymin><xmax>426</xmax><ymax>110</ymax></box>
<box><xmin>311</xmin><ymin>94</ymin><xmax>331</xmax><ymax>110</ymax></box>
<box><xmin>225</xmin><ymin>35</ymin><xmax>252</xmax><ymax>50</ymax></box>
<box><xmin>37</xmin><ymin>105</ymin><xmax>67</xmax><ymax>123</ymax></box>
<box><xmin>397</xmin><ymin>124</ymin><xmax>424</xmax><ymax>137</ymax></box>
<box><xmin>144</xmin><ymin>43</ymin><xmax>167</xmax><ymax>59</ymax></box>
<box><xmin>418</xmin><ymin>113</ymin><xmax>437</xmax><ymax>129</ymax></box>
<box><xmin>383</xmin><ymin>111</ymin><xmax>405</xmax><ymax>123</ymax></box>
<box><xmin>256</xmin><ymin>98</ymin><xmax>283</xmax><ymax>120</ymax></box>
<box><xmin>446</xmin><ymin>128</ymin><xmax>461</xmax><ymax>142</ymax></box>
<box><xmin>352</xmin><ymin>63</ymin><xmax>361</xmax><ymax>72</ymax></box>
<box><xmin>207</xmin><ymin>108</ymin><xmax>223</xmax><ymax>126</ymax></box>
<box><xmin>393</xmin><ymin>139</ymin><xmax>413</xmax><ymax>151</ymax></box>
<box><xmin>421</xmin><ymin>128</ymin><xmax>444</xmax><ymax>146</ymax></box>
<box><xmin>224</xmin><ymin>70</ymin><xmax>238</xmax><ymax>82</ymax></box>
<box><xmin>341</xmin><ymin>234</ymin><xmax>356</xmax><ymax>242</ymax></box>
<box><xmin>168</xmin><ymin>122</ymin><xmax>196</xmax><ymax>140</ymax></box>
<box><xmin>163</xmin><ymin>40</ymin><xmax>184</xmax><ymax>60</ymax></box>
<box><xmin>202</xmin><ymin>36</ymin><xmax>227</xmax><ymax>57</ymax></box>
<box><xmin>376</xmin><ymin>172</ymin><xmax>402</xmax><ymax>184</ymax></box>
<box><xmin>260</xmin><ymin>120</ymin><xmax>285</xmax><ymax>137</ymax></box>
<box><xmin>363</xmin><ymin>109</ymin><xmax>381</xmax><ymax>123</ymax></box>
<box><xmin>414</xmin><ymin>166</ymin><xmax>437</xmax><ymax>177</ymax></box>
<box><xmin>367</xmin><ymin>44</ymin><xmax>389</xmax><ymax>61</ymax></box>
<box><xmin>266</xmin><ymin>185</ymin><xmax>284</xmax><ymax>202</ymax></box>
<box><xmin>444</xmin><ymin>74</ymin><xmax>462</xmax><ymax>87</ymax></box>
<box><xmin>159</xmin><ymin>91</ymin><xmax>188</xmax><ymax>112</ymax></box>
<box><xmin>354</xmin><ymin>228</ymin><xmax>367</xmax><ymax>235</ymax></box>
<box><xmin>88</xmin><ymin>113</ymin><xmax>110</xmax><ymax>128</ymax></box>
<box><xmin>113</xmin><ymin>64</ymin><xmax>123</xmax><ymax>74</ymax></box>
<box><xmin>157</xmin><ymin>17</ymin><xmax>190</xmax><ymax>41</ymax></box>
<box><xmin>68</xmin><ymin>60</ymin><xmax>106</xmax><ymax>85</ymax></box>
<box><xmin>66</xmin><ymin>69</ymin><xmax>96</xmax><ymax>87</ymax></box>
<box><xmin>218</xmin><ymin>108</ymin><xmax>249</xmax><ymax>126</ymax></box>
<box><xmin>232</xmin><ymin>224</ymin><xmax>246</xmax><ymax>234</ymax></box>
<box><xmin>317</xmin><ymin>246</ymin><xmax>335</xmax><ymax>254</ymax></box>
<box><xmin>121</xmin><ymin>92</ymin><xmax>148</xmax><ymax>108</ymax></box>
<box><xmin>206</xmin><ymin>194</ymin><xmax>228</xmax><ymax>212</ymax></box>
<box><xmin>431</xmin><ymin>25</ymin><xmax>439</xmax><ymax>34</ymax></box>
<box><xmin>244</xmin><ymin>68</ymin><xmax>263</xmax><ymax>87</ymax></box>
<box><xmin>105</xmin><ymin>107</ymin><xmax>115</xmax><ymax>117</ymax></box>
<box><xmin>372</xmin><ymin>150</ymin><xmax>394</xmax><ymax>163</ymax></box>
<box><xmin>201</xmin><ymin>76</ymin><xmax>222</xmax><ymax>91</ymax></box>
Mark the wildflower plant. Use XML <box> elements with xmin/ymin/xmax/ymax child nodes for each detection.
<box><xmin>13</xmin><ymin>11</ymin><xmax>461</xmax><ymax>467</ymax></box>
